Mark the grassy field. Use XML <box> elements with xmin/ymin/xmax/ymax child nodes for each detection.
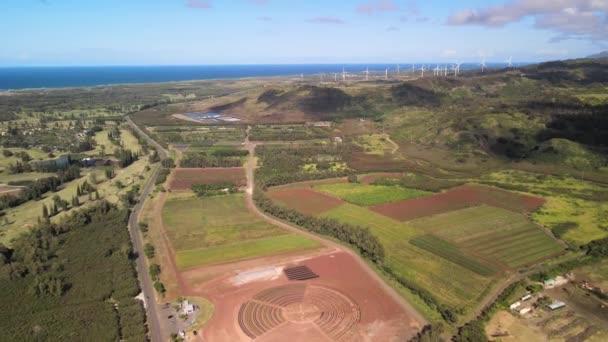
<box><xmin>410</xmin><ymin>206</ymin><xmax>564</xmax><ymax>272</ymax></box>
<box><xmin>162</xmin><ymin>193</ymin><xmax>320</xmax><ymax>269</ymax></box>
<box><xmin>0</xmin><ymin>158</ymin><xmax>151</xmax><ymax>245</ymax></box>
<box><xmin>320</xmin><ymin>203</ymin><xmax>493</xmax><ymax>310</ymax></box>
<box><xmin>0</xmin><ymin>147</ymin><xmax>49</xmax><ymax>170</ymax></box>
<box><xmin>0</xmin><ymin>172</ymin><xmax>56</xmax><ymax>184</ymax></box>
<box><xmin>480</xmin><ymin>170</ymin><xmax>608</xmax><ymax>245</ymax></box>
<box><xmin>315</xmin><ymin>182</ymin><xmax>431</xmax><ymax>206</ymax></box>
<box><xmin>352</xmin><ymin>134</ymin><xmax>394</xmax><ymax>155</ymax></box>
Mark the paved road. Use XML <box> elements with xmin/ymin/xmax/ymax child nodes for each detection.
<box><xmin>126</xmin><ymin>116</ymin><xmax>169</xmax><ymax>342</ymax></box>
<box><xmin>242</xmin><ymin>133</ymin><xmax>428</xmax><ymax>326</ymax></box>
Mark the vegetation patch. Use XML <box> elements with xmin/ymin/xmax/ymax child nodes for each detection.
<box><xmin>315</xmin><ymin>182</ymin><xmax>431</xmax><ymax>206</ymax></box>
<box><xmin>169</xmin><ymin>168</ymin><xmax>246</xmax><ymax>190</ymax></box>
<box><xmin>162</xmin><ymin>193</ymin><xmax>319</xmax><ymax>268</ymax></box>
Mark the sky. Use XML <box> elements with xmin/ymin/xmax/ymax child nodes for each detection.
<box><xmin>1</xmin><ymin>0</ymin><xmax>606</xmax><ymax>66</ymax></box>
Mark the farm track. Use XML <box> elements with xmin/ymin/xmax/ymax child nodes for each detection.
<box><xmin>243</xmin><ymin>131</ymin><xmax>429</xmax><ymax>327</ymax></box>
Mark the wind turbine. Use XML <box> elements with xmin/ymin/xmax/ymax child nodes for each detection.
<box><xmin>364</xmin><ymin>67</ymin><xmax>370</xmax><ymax>81</ymax></box>
<box><xmin>342</xmin><ymin>67</ymin><xmax>347</xmax><ymax>81</ymax></box>
<box><xmin>419</xmin><ymin>65</ymin><xmax>426</xmax><ymax>77</ymax></box>
<box><xmin>505</xmin><ymin>56</ymin><xmax>513</xmax><ymax>68</ymax></box>
<box><xmin>434</xmin><ymin>65</ymin><xmax>441</xmax><ymax>77</ymax></box>
<box><xmin>396</xmin><ymin>64</ymin><xmax>400</xmax><ymax>76</ymax></box>
<box><xmin>444</xmin><ymin>65</ymin><xmax>448</xmax><ymax>77</ymax></box>
<box><xmin>334</xmin><ymin>73</ymin><xmax>338</xmax><ymax>82</ymax></box>
<box><xmin>385</xmin><ymin>68</ymin><xmax>389</xmax><ymax>80</ymax></box>
<box><xmin>480</xmin><ymin>55</ymin><xmax>487</xmax><ymax>72</ymax></box>
<box><xmin>455</xmin><ymin>61</ymin><xmax>462</xmax><ymax>76</ymax></box>
<box><xmin>412</xmin><ymin>64</ymin><xmax>416</xmax><ymax>74</ymax></box>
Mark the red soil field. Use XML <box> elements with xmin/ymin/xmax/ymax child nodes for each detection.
<box><xmin>360</xmin><ymin>173</ymin><xmax>403</xmax><ymax>184</ymax></box>
<box><xmin>370</xmin><ymin>184</ymin><xmax>546</xmax><ymax>221</ymax></box>
<box><xmin>269</xmin><ymin>188</ymin><xmax>345</xmax><ymax>215</ymax></box>
<box><xmin>168</xmin><ymin>167</ymin><xmax>246</xmax><ymax>190</ymax></box>
<box><xmin>185</xmin><ymin>251</ymin><xmax>421</xmax><ymax>342</ymax></box>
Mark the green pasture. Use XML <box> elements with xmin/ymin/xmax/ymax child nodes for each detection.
<box><xmin>163</xmin><ymin>193</ymin><xmax>320</xmax><ymax>268</ymax></box>
<box><xmin>175</xmin><ymin>234</ymin><xmax>319</xmax><ymax>269</ymax></box>
<box><xmin>315</xmin><ymin>182</ymin><xmax>431</xmax><ymax>206</ymax></box>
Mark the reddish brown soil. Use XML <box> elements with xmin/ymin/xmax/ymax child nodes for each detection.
<box><xmin>168</xmin><ymin>167</ymin><xmax>246</xmax><ymax>190</ymax></box>
<box><xmin>268</xmin><ymin>188</ymin><xmax>345</xmax><ymax>215</ymax></box>
<box><xmin>185</xmin><ymin>251</ymin><xmax>421</xmax><ymax>342</ymax></box>
<box><xmin>369</xmin><ymin>184</ymin><xmax>546</xmax><ymax>221</ymax></box>
<box><xmin>360</xmin><ymin>173</ymin><xmax>404</xmax><ymax>185</ymax></box>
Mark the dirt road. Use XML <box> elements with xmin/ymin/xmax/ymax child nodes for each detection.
<box><xmin>243</xmin><ymin>132</ymin><xmax>428</xmax><ymax>326</ymax></box>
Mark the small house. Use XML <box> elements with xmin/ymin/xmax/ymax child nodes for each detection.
<box><xmin>181</xmin><ymin>300</ymin><xmax>196</xmax><ymax>315</ymax></box>
<box><xmin>548</xmin><ymin>301</ymin><xmax>566</xmax><ymax>311</ymax></box>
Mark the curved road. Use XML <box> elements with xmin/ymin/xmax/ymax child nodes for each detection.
<box><xmin>243</xmin><ymin>132</ymin><xmax>428</xmax><ymax>326</ymax></box>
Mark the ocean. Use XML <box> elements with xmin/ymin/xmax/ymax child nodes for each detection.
<box><xmin>0</xmin><ymin>63</ymin><xmax>515</xmax><ymax>90</ymax></box>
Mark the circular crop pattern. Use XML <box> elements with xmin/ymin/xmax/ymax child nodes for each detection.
<box><xmin>238</xmin><ymin>284</ymin><xmax>361</xmax><ymax>340</ymax></box>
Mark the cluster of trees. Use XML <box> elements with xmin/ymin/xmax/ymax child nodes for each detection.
<box><xmin>0</xmin><ymin>165</ymin><xmax>81</xmax><ymax>209</ymax></box>
<box><xmin>191</xmin><ymin>182</ymin><xmax>239</xmax><ymax>197</ymax></box>
<box><xmin>0</xmin><ymin>202</ymin><xmax>146</xmax><ymax>340</ymax></box>
<box><xmin>114</xmin><ymin>148</ymin><xmax>138</xmax><ymax>168</ymax></box>
<box><xmin>181</xmin><ymin>151</ymin><xmax>245</xmax><ymax>168</ymax></box>
<box><xmin>249</xmin><ymin>126</ymin><xmax>332</xmax><ymax>141</ymax></box>
<box><xmin>254</xmin><ymin>191</ymin><xmax>384</xmax><ymax>263</ymax></box>
<box><xmin>255</xmin><ymin>145</ymin><xmax>350</xmax><ymax>188</ymax></box>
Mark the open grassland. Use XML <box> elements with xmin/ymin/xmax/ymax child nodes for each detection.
<box><xmin>577</xmin><ymin>258</ymin><xmax>608</xmax><ymax>289</ymax></box>
<box><xmin>0</xmin><ymin>172</ymin><xmax>56</xmax><ymax>184</ymax></box>
<box><xmin>409</xmin><ymin>206</ymin><xmax>564</xmax><ymax>272</ymax></box>
<box><xmin>168</xmin><ymin>168</ymin><xmax>246</xmax><ymax>190</ymax></box>
<box><xmin>269</xmin><ymin>187</ymin><xmax>345</xmax><ymax>215</ymax></box>
<box><xmin>480</xmin><ymin>170</ymin><xmax>608</xmax><ymax>245</ymax></box>
<box><xmin>320</xmin><ymin>203</ymin><xmax>493</xmax><ymax>310</ymax></box>
<box><xmin>352</xmin><ymin>134</ymin><xmax>394</xmax><ymax>155</ymax></box>
<box><xmin>0</xmin><ymin>158</ymin><xmax>151</xmax><ymax>245</ymax></box>
<box><xmin>315</xmin><ymin>182</ymin><xmax>431</xmax><ymax>206</ymax></box>
<box><xmin>162</xmin><ymin>193</ymin><xmax>320</xmax><ymax>269</ymax></box>
<box><xmin>370</xmin><ymin>184</ymin><xmax>546</xmax><ymax>221</ymax></box>
<box><xmin>0</xmin><ymin>147</ymin><xmax>49</xmax><ymax>170</ymax></box>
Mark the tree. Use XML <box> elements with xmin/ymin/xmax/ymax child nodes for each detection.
<box><xmin>144</xmin><ymin>243</ymin><xmax>155</xmax><ymax>259</ymax></box>
<box><xmin>149</xmin><ymin>264</ymin><xmax>161</xmax><ymax>280</ymax></box>
<box><xmin>347</xmin><ymin>174</ymin><xmax>359</xmax><ymax>183</ymax></box>
<box><xmin>104</xmin><ymin>167</ymin><xmax>115</xmax><ymax>180</ymax></box>
<box><xmin>153</xmin><ymin>281</ymin><xmax>166</xmax><ymax>296</ymax></box>
<box><xmin>42</xmin><ymin>204</ymin><xmax>49</xmax><ymax>222</ymax></box>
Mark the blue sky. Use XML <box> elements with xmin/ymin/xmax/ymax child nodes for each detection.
<box><xmin>1</xmin><ymin>0</ymin><xmax>606</xmax><ymax>66</ymax></box>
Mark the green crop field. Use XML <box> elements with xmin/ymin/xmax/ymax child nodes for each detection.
<box><xmin>409</xmin><ymin>206</ymin><xmax>564</xmax><ymax>272</ymax></box>
<box><xmin>409</xmin><ymin>206</ymin><xmax>530</xmax><ymax>243</ymax></box>
<box><xmin>409</xmin><ymin>235</ymin><xmax>497</xmax><ymax>276</ymax></box>
<box><xmin>163</xmin><ymin>193</ymin><xmax>320</xmax><ymax>269</ymax></box>
<box><xmin>321</xmin><ymin>203</ymin><xmax>494</xmax><ymax>310</ymax></box>
<box><xmin>315</xmin><ymin>182</ymin><xmax>432</xmax><ymax>206</ymax></box>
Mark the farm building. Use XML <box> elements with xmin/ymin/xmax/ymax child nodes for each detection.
<box><xmin>509</xmin><ymin>301</ymin><xmax>521</xmax><ymax>310</ymax></box>
<box><xmin>521</xmin><ymin>294</ymin><xmax>532</xmax><ymax>301</ymax></box>
<box><xmin>548</xmin><ymin>301</ymin><xmax>566</xmax><ymax>310</ymax></box>
<box><xmin>181</xmin><ymin>300</ymin><xmax>196</xmax><ymax>315</ymax></box>
<box><xmin>518</xmin><ymin>307</ymin><xmax>532</xmax><ymax>315</ymax></box>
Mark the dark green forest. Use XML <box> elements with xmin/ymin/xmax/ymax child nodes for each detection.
<box><xmin>0</xmin><ymin>203</ymin><xmax>146</xmax><ymax>341</ymax></box>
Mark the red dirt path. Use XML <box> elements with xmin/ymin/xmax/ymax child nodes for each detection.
<box><xmin>185</xmin><ymin>251</ymin><xmax>421</xmax><ymax>342</ymax></box>
<box><xmin>269</xmin><ymin>188</ymin><xmax>345</xmax><ymax>215</ymax></box>
<box><xmin>370</xmin><ymin>184</ymin><xmax>546</xmax><ymax>221</ymax></box>
<box><xmin>168</xmin><ymin>167</ymin><xmax>246</xmax><ymax>190</ymax></box>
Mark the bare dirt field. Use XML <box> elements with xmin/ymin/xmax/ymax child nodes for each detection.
<box><xmin>168</xmin><ymin>167</ymin><xmax>246</xmax><ymax>190</ymax></box>
<box><xmin>184</xmin><ymin>250</ymin><xmax>422</xmax><ymax>342</ymax></box>
<box><xmin>370</xmin><ymin>184</ymin><xmax>546</xmax><ymax>221</ymax></box>
<box><xmin>269</xmin><ymin>188</ymin><xmax>345</xmax><ymax>215</ymax></box>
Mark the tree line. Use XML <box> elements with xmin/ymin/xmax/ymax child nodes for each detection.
<box><xmin>254</xmin><ymin>190</ymin><xmax>384</xmax><ymax>263</ymax></box>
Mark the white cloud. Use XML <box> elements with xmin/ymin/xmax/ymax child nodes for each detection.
<box><xmin>447</xmin><ymin>0</ymin><xmax>608</xmax><ymax>42</ymax></box>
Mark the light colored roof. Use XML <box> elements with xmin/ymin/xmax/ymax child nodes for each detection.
<box><xmin>548</xmin><ymin>301</ymin><xmax>566</xmax><ymax>309</ymax></box>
